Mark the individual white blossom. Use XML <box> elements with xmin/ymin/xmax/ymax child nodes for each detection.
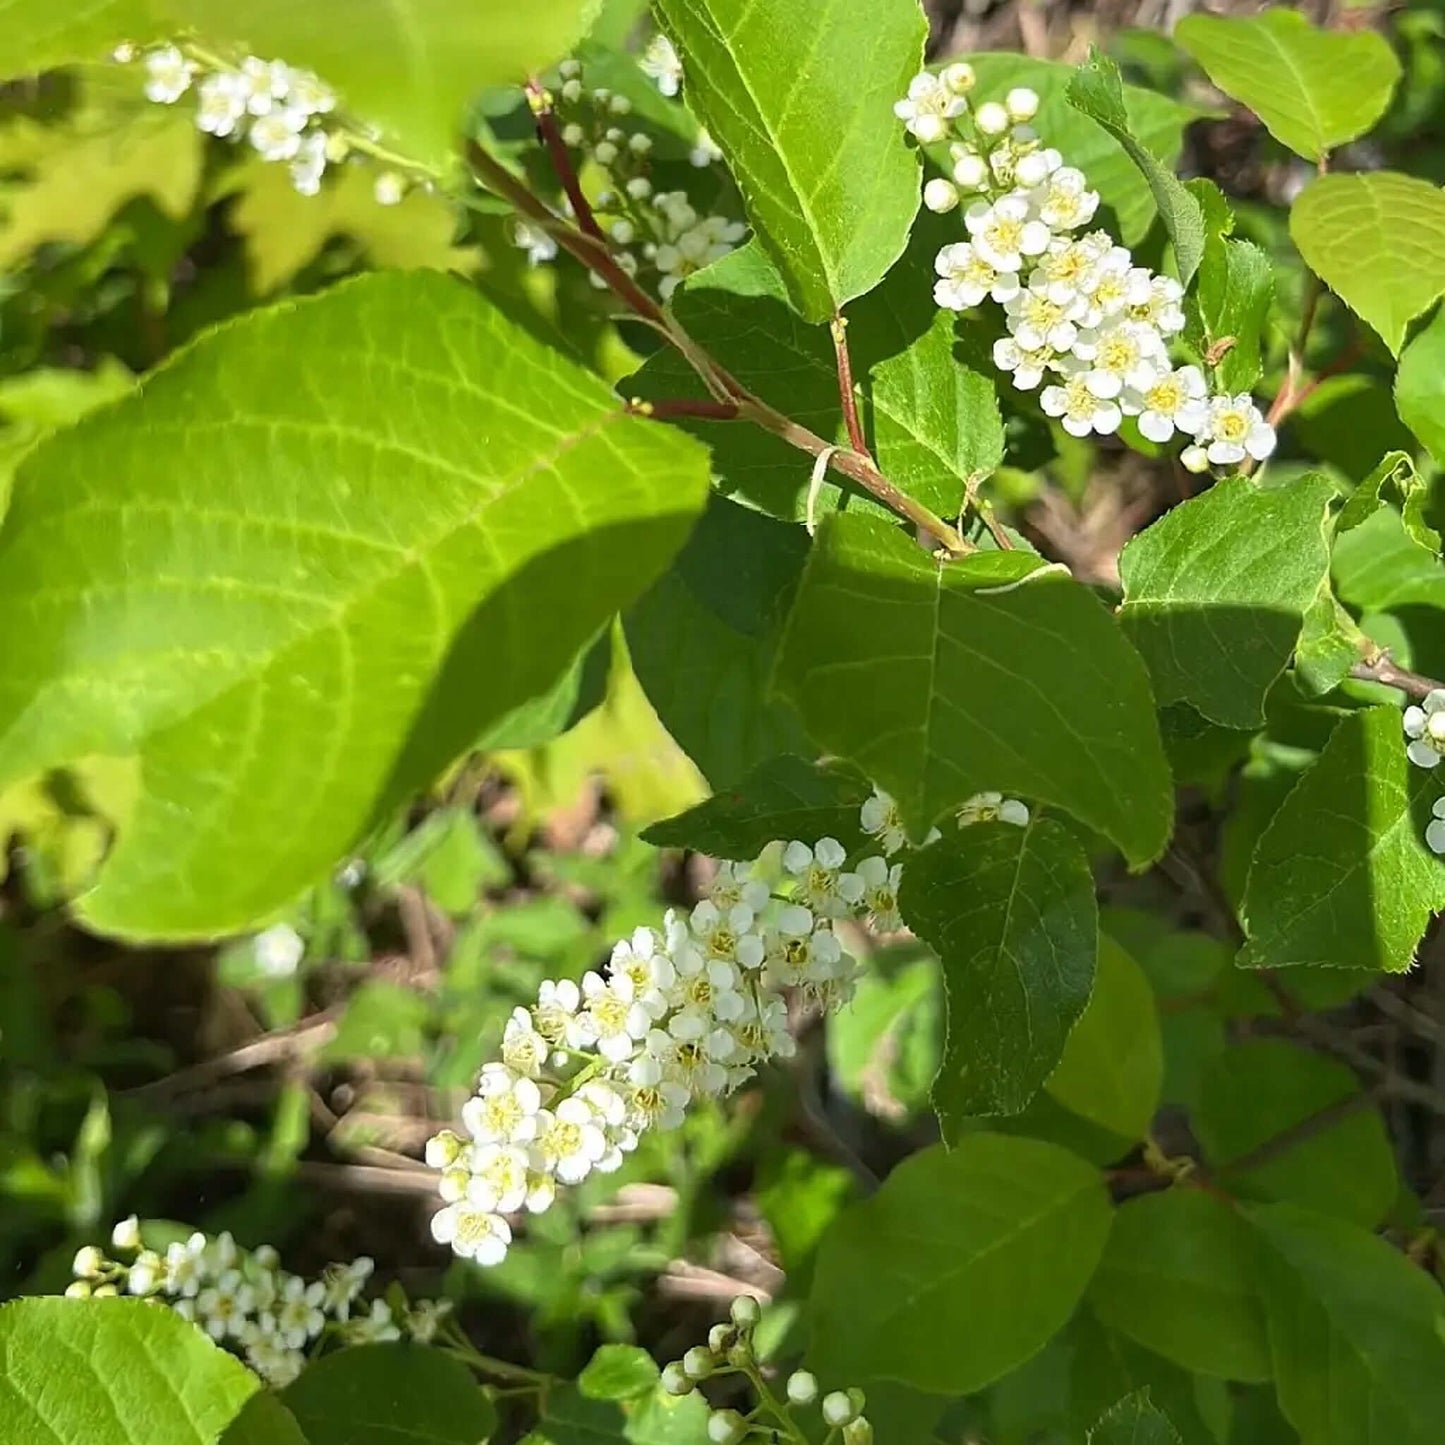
<box><xmin>252</xmin><ymin>923</ymin><xmax>303</xmax><ymax>979</ymax></box>
<box><xmin>1128</xmin><ymin>364</ymin><xmax>1209</xmax><ymax>444</ymax></box>
<box><xmin>958</xmin><ymin>791</ymin><xmax>1030</xmax><ymax>827</ymax></box>
<box><xmin>1426</xmin><ymin>796</ymin><xmax>1445</xmax><ymax>855</ymax></box>
<box><xmin>1404</xmin><ymin>690</ymin><xmax>1445</xmax><ymax>768</ymax></box>
<box><xmin>1041</xmin><ymin>373</ymin><xmax>1122</xmax><ymax>438</ymax></box>
<box><xmin>462</xmin><ymin>1064</ymin><xmax>544</xmax><ymax>1145</ymax></box>
<box><xmin>374</xmin><ymin>171</ymin><xmax>407</xmax><ymax>207</ymax></box>
<box><xmin>854</xmin><ymin>856</ymin><xmax>904</xmax><ymax>933</ymax></box>
<box><xmin>860</xmin><ymin>788</ymin><xmax>908</xmax><ymax>855</ymax></box>
<box><xmin>431</xmin><ymin>1203</ymin><xmax>512</xmax><ymax>1265</ymax></box>
<box><xmin>641</xmin><ymin>34</ymin><xmax>684</xmax><ymax>96</ymax></box>
<box><xmin>347</xmin><ymin>1296</ymin><xmax>404</xmax><ymax>1344</ymax></box>
<box><xmin>248</xmin><ymin>105</ymin><xmax>308</xmax><ymax>162</ymax></box>
<box><xmin>144</xmin><ymin>46</ymin><xmax>193</xmax><ymax>104</ymax></box>
<box><xmin>894</xmin><ymin>72</ymin><xmax>966</xmax><ymax>144</ymax></box>
<box><xmin>934</xmin><ymin>241</ymin><xmax>1020</xmax><ymax>311</ymax></box>
<box><xmin>783</xmin><ymin>837</ymin><xmax>859</xmax><ymax>917</ymax></box>
<box><xmin>196</xmin><ymin>73</ymin><xmax>247</xmax><ymax>137</ymax></box>
<box><xmin>289</xmin><ymin>131</ymin><xmax>329</xmax><ymax>197</ymax></box>
<box><xmin>965</xmin><ymin>195</ymin><xmax>1050</xmax><ymax>272</ymax></box>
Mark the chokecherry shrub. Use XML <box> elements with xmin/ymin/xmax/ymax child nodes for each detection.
<box><xmin>0</xmin><ymin>2</ymin><xmax>1443</xmax><ymax>1444</ymax></box>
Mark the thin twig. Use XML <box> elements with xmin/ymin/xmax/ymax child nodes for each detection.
<box><xmin>1350</xmin><ymin>648</ymin><xmax>1443</xmax><ymax>701</ymax></box>
<box><xmin>525</xmin><ymin>79</ymin><xmax>605</xmax><ymax>244</ymax></box>
<box><xmin>830</xmin><ymin>312</ymin><xmax>871</xmax><ymax>461</ymax></box>
<box><xmin>125</xmin><ymin>1016</ymin><xmax>338</xmax><ymax>1102</ymax></box>
<box><xmin>627</xmin><ymin>397</ymin><xmax>740</xmax><ymax>422</ymax></box>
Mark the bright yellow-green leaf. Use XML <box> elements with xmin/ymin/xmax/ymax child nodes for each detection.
<box><xmin>0</xmin><ymin>0</ymin><xmax>159</xmax><ymax>78</ymax></box>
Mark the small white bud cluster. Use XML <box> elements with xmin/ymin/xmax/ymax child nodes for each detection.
<box><xmin>131</xmin><ymin>46</ymin><xmax>360</xmax><ymax>201</ymax></box>
<box><xmin>541</xmin><ymin>56</ymin><xmax>745</xmax><ymax>296</ymax></box>
<box><xmin>661</xmin><ymin>1296</ymin><xmax>873</xmax><ymax>1443</ymax></box>
<box><xmin>1402</xmin><ymin>689</ymin><xmax>1445</xmax><ymax>855</ymax></box>
<box><xmin>895</xmin><ymin>67</ymin><xmax>1277</xmax><ymax>469</ymax></box>
<box><xmin>71</xmin><ymin>1220</ymin><xmax>446</xmax><ymax>1387</ymax></box>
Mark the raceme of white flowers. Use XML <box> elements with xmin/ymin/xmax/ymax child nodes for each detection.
<box><xmin>541</xmin><ymin>56</ymin><xmax>744</xmax><ymax>295</ymax></box>
<box><xmin>1401</xmin><ymin>688</ymin><xmax>1445</xmax><ymax>856</ymax></box>
<box><xmin>426</xmin><ymin>784</ymin><xmax>1028</xmax><ymax>1268</ymax></box>
<box><xmin>897</xmin><ymin>66</ymin><xmax>1277</xmax><ymax>471</ymax></box>
<box><xmin>660</xmin><ymin>1295</ymin><xmax>874</xmax><ymax>1445</ymax></box>
<box><xmin>71</xmin><ymin>1219</ymin><xmax>447</xmax><ymax>1387</ymax></box>
<box><xmin>128</xmin><ymin>44</ymin><xmax>408</xmax><ymax>207</ymax></box>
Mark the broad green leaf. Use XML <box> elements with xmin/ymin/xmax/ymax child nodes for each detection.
<box><xmin>0</xmin><ymin>1298</ymin><xmax>260</xmax><ymax>1444</ymax></box>
<box><xmin>0</xmin><ymin>271</ymin><xmax>709</xmax><ymax>938</ymax></box>
<box><xmin>966</xmin><ymin>53</ymin><xmax>1202</xmax><ymax>247</ymax></box>
<box><xmin>1043</xmin><ymin>937</ymin><xmax>1162</xmax><ymax>1141</ymax></box>
<box><xmin>1117</xmin><ymin>475</ymin><xmax>1336</xmax><ymax>729</ymax></box>
<box><xmin>1088</xmin><ymin>1189</ymin><xmax>1271</xmax><ymax>1382</ymax></box>
<box><xmin>1239</xmin><ymin>707</ymin><xmax>1445</xmax><ymax>973</ymax></box>
<box><xmin>1066</xmin><ymin>50</ymin><xmax>1204</xmax><ymax>283</ymax></box>
<box><xmin>625</xmin><ymin>494</ymin><xmax>813</xmax><ymax>787</ymax></box>
<box><xmin>1089</xmin><ymin>1393</ymin><xmax>1183</xmax><ymax>1445</ymax></box>
<box><xmin>827</xmin><ymin>951</ymin><xmax>940</xmax><ymax>1118</ymax></box>
<box><xmin>1186</xmin><ymin>180</ymin><xmax>1274</xmax><ymax>394</ymax></box>
<box><xmin>525</xmin><ymin>1384</ymin><xmax>710</xmax><ymax>1444</ymax></box>
<box><xmin>628</xmin><ymin>234</ymin><xmax>1004</xmax><ymax>522</ymax></box>
<box><xmin>1195</xmin><ymin>1039</ymin><xmax>1397</xmax><ymax>1228</ymax></box>
<box><xmin>651</xmin><ymin>0</ymin><xmax>924</xmax><ymax>320</ymax></box>
<box><xmin>642</xmin><ymin>754</ymin><xmax>873</xmax><ymax>859</ymax></box>
<box><xmin>1290</xmin><ymin>172</ymin><xmax>1445</xmax><ymax>355</ymax></box>
<box><xmin>220</xmin><ymin>1394</ymin><xmax>310</xmax><ymax>1445</ymax></box>
<box><xmin>775</xmin><ymin>513</ymin><xmax>1173</xmax><ymax>864</ymax></box>
<box><xmin>1293</xmin><ymin>584</ymin><xmax>1364</xmax><ymax>698</ymax></box>
<box><xmin>1175</xmin><ymin>9</ymin><xmax>1401</xmax><ymax>161</ymax></box>
<box><xmin>281</xmin><ymin>1344</ymin><xmax>497</xmax><ymax>1445</ymax></box>
<box><xmin>166</xmin><ymin>1</ymin><xmax>592</xmax><ymax>167</ymax></box>
<box><xmin>1336</xmin><ymin>450</ymin><xmax>1439</xmax><ymax>556</ymax></box>
<box><xmin>1246</xmin><ymin>1201</ymin><xmax>1445</xmax><ymax>1445</ymax></box>
<box><xmin>0</xmin><ymin>1</ymin><xmax>157</xmax><ymax>77</ymax></box>
<box><xmin>898</xmin><ymin>818</ymin><xmax>1097</xmax><ymax>1126</ymax></box>
<box><xmin>476</xmin><ymin>630</ymin><xmax>610</xmax><ymax>753</ymax></box>
<box><xmin>1333</xmin><ymin>506</ymin><xmax>1445</xmax><ymax>615</ymax></box>
<box><xmin>809</xmin><ymin>1135</ymin><xmax>1112</xmax><ymax>1394</ymax></box>
<box><xmin>1395</xmin><ymin>304</ymin><xmax>1445</xmax><ymax>469</ymax></box>
<box><xmin>577</xmin><ymin>1345</ymin><xmax>660</xmax><ymax>1402</ymax></box>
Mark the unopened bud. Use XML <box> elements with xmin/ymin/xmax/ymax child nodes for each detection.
<box><xmin>661</xmin><ymin>1361</ymin><xmax>692</xmax><ymax>1396</ymax></box>
<box><xmin>111</xmin><ymin>1216</ymin><xmax>141</xmax><ymax>1252</ymax></box>
<box><xmin>707</xmin><ymin>1410</ymin><xmax>746</xmax><ymax>1444</ymax></box>
<box><xmin>1005</xmin><ymin>86</ymin><xmax>1040</xmax><ymax>122</ymax></box>
<box><xmin>941</xmin><ymin>62</ymin><xmax>975</xmax><ymax>95</ymax></box>
<box><xmin>787</xmin><ymin>1370</ymin><xmax>818</xmax><ymax>1405</ymax></box>
<box><xmin>73</xmin><ymin>1246</ymin><xmax>105</xmax><ymax>1279</ymax></box>
<box><xmin>822</xmin><ymin>1391</ymin><xmax>856</xmax><ymax>1427</ymax></box>
<box><xmin>923</xmin><ymin>177</ymin><xmax>959</xmax><ymax>213</ymax></box>
<box><xmin>683</xmin><ymin>1345</ymin><xmax>714</xmax><ymax>1381</ymax></box>
<box><xmin>974</xmin><ymin>101</ymin><xmax>1009</xmax><ymax>136</ymax></box>
<box><xmin>729</xmin><ymin>1294</ymin><xmax>761</xmax><ymax>1329</ymax></box>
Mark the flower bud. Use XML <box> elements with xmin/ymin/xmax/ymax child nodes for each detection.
<box><xmin>1005</xmin><ymin>86</ymin><xmax>1040</xmax><ymax>122</ymax></box>
<box><xmin>787</xmin><ymin>1370</ymin><xmax>818</xmax><ymax>1405</ymax></box>
<box><xmin>974</xmin><ymin>101</ymin><xmax>1009</xmax><ymax>136</ymax></box>
<box><xmin>609</xmin><ymin>219</ymin><xmax>635</xmax><ymax>245</ymax></box>
<box><xmin>941</xmin><ymin>62</ymin><xmax>975</xmax><ymax>95</ymax></box>
<box><xmin>923</xmin><ymin>178</ymin><xmax>959</xmax><ymax>213</ymax></box>
<box><xmin>707</xmin><ymin>1410</ymin><xmax>746</xmax><ymax>1444</ymax></box>
<box><xmin>610</xmin><ymin>94</ymin><xmax>632</xmax><ymax>115</ymax></box>
<box><xmin>558</xmin><ymin>59</ymin><xmax>581</xmax><ymax>80</ymax></box>
<box><xmin>708</xmin><ymin>1323</ymin><xmax>734</xmax><ymax>1352</ymax></box>
<box><xmin>111</xmin><ymin>1216</ymin><xmax>141</xmax><ymax>1252</ymax></box>
<box><xmin>822</xmin><ymin>1391</ymin><xmax>856</xmax><ymax>1427</ymax></box>
<box><xmin>909</xmin><ymin>114</ymin><xmax>947</xmax><ymax>145</ymax></box>
<box><xmin>73</xmin><ymin>1246</ymin><xmax>105</xmax><ymax>1279</ymax></box>
<box><xmin>629</xmin><ymin>133</ymin><xmax>653</xmax><ymax>155</ymax></box>
<box><xmin>661</xmin><ymin>1361</ymin><xmax>692</xmax><ymax>1396</ymax></box>
<box><xmin>1428</xmin><ymin>712</ymin><xmax>1445</xmax><ymax>743</ymax></box>
<box><xmin>683</xmin><ymin>1345</ymin><xmax>714</xmax><ymax>1381</ymax></box>
<box><xmin>625</xmin><ymin>176</ymin><xmax>652</xmax><ymax>200</ymax></box>
<box><xmin>65</xmin><ymin>1280</ymin><xmax>92</xmax><ymax>1299</ymax></box>
<box><xmin>562</xmin><ymin>122</ymin><xmax>585</xmax><ymax>146</ymax></box>
<box><xmin>594</xmin><ymin>140</ymin><xmax>618</xmax><ymax>166</ymax></box>
<box><xmin>843</xmin><ymin>1419</ymin><xmax>874</xmax><ymax>1445</ymax></box>
<box><xmin>425</xmin><ymin>1130</ymin><xmax>463</xmax><ymax>1169</ymax></box>
<box><xmin>593</xmin><ymin>87</ymin><xmax>612</xmax><ymax>105</ymax></box>
<box><xmin>1180</xmin><ymin>444</ymin><xmax>1210</xmax><ymax>474</ymax></box>
<box><xmin>729</xmin><ymin>1294</ymin><xmax>761</xmax><ymax>1329</ymax></box>
<box><xmin>561</xmin><ymin>79</ymin><xmax>583</xmax><ymax>103</ymax></box>
<box><xmin>952</xmin><ymin>152</ymin><xmax>988</xmax><ymax>189</ymax></box>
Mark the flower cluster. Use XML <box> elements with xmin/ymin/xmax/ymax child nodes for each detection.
<box><xmin>1402</xmin><ymin>689</ymin><xmax>1445</xmax><ymax>856</ymax></box>
<box><xmin>538</xmin><ymin>57</ymin><xmax>744</xmax><ymax>295</ymax></box>
<box><xmin>896</xmin><ymin>67</ymin><xmax>1276</xmax><ymax>471</ymax></box>
<box><xmin>660</xmin><ymin>1296</ymin><xmax>873</xmax><ymax>1444</ymax></box>
<box><xmin>71</xmin><ymin>1218</ymin><xmax>446</xmax><ymax>1387</ymax></box>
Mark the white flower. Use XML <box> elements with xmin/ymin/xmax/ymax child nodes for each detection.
<box><xmin>289</xmin><ymin>131</ymin><xmax>328</xmax><ymax>197</ymax></box>
<box><xmin>958</xmin><ymin>791</ymin><xmax>1030</xmax><ymax>827</ymax></box>
<box><xmin>320</xmin><ymin>1257</ymin><xmax>372</xmax><ymax>1321</ymax></box>
<box><xmin>248</xmin><ymin>105</ymin><xmax>309</xmax><ymax>162</ymax></box>
<box><xmin>1006</xmin><ymin>86</ymin><xmax>1040</xmax><ymax>122</ymax></box>
<box><xmin>1029</xmin><ymin>232</ymin><xmax>1107</xmax><ymax>305</ymax></box>
<box><xmin>253</xmin><ymin>923</ymin><xmax>303</xmax><ymax>978</ymax></box>
<box><xmin>72</xmin><ymin>1246</ymin><xmax>104</xmax><ymax>1280</ymax></box>
<box><xmin>1071</xmin><ymin>320</ymin><xmax>1165</xmax><ymax>400</ymax></box>
<box><xmin>764</xmin><ymin>914</ymin><xmax>843</xmax><ymax>991</ymax></box>
<box><xmin>1030</xmin><ymin>166</ymin><xmax>1098</xmax><ymax>232</ymax></box>
<box><xmin>1199</xmin><ymin>394</ymin><xmax>1276</xmax><ymax>466</ymax></box>
<box><xmin>783</xmin><ymin>837</ymin><xmax>858</xmax><ymax>917</ymax></box>
<box><xmin>1130</xmin><ymin>274</ymin><xmax>1186</xmax><ymax>335</ymax></box>
<box><xmin>246</xmin><ymin>1335</ymin><xmax>304</xmax><ymax>1388</ymax></box>
<box><xmin>162</xmin><ymin>1233</ymin><xmax>209</xmax><ymax>1298</ymax></box>
<box><xmin>462</xmin><ymin>1064</ymin><xmax>543</xmax><ymax>1144</ymax></box>
<box><xmin>993</xmin><ymin>335</ymin><xmax>1056</xmax><ymax>391</ymax></box>
<box><xmin>625</xmin><ymin>1054</ymin><xmax>691</xmax><ymax>1131</ymax></box>
<box><xmin>1426</xmin><ymin>797</ymin><xmax>1445</xmax><ymax>854</ymax></box>
<box><xmin>406</xmin><ymin>1300</ymin><xmax>451</xmax><ymax>1343</ymax></box>
<box><xmin>431</xmin><ymin>1202</ymin><xmax>511</xmax><ymax>1265</ymax></box>
<box><xmin>501</xmin><ymin>1006</ymin><xmax>548</xmax><ymax>1077</ymax></box>
<box><xmin>288</xmin><ymin>70</ymin><xmax>336</xmax><ymax>117</ymax></box>
<box><xmin>965</xmin><ymin>195</ymin><xmax>1051</xmax><ymax>272</ymax></box>
<box><xmin>348</xmin><ymin>1295</ymin><xmax>404</xmax><ymax>1342</ymax></box>
<box><xmin>934</xmin><ymin>241</ymin><xmax>1020</xmax><ymax>311</ymax></box>
<box><xmin>854</xmin><ymin>856</ymin><xmax>904</xmax><ymax>932</ymax></box>
<box><xmin>1073</xmin><ymin>244</ymin><xmax>1149</xmax><ymax>327</ymax></box>
<box><xmin>608</xmin><ymin>927</ymin><xmax>675</xmax><ymax>1015</ymax></box>
<box><xmin>425</xmin><ymin>1129</ymin><xmax>465</xmax><ymax>1170</ymax></box>
<box><xmin>690</xmin><ymin>128</ymin><xmax>723</xmax><ymax>167</ymax></box>
<box><xmin>688</xmin><ymin>899</ymin><xmax>765</xmax><ymax>971</ymax></box>
<box><xmin>923</xmin><ymin>177</ymin><xmax>959</xmax><ymax>214</ymax></box>
<box><xmin>648</xmin><ymin>1025</ymin><xmax>734</xmax><ymax>1098</ymax></box>
<box><xmin>238</xmin><ymin>56</ymin><xmax>293</xmax><ymax>116</ymax></box>
<box><xmin>642</xmin><ymin>34</ymin><xmax>684</xmax><ymax>97</ymax></box>
<box><xmin>465</xmin><ymin>1143</ymin><xmax>531</xmax><ymax>1213</ymax></box>
<box><xmin>513</xmin><ymin>219</ymin><xmax>558</xmax><ymax>267</ymax></box>
<box><xmin>580</xmin><ymin>970</ymin><xmax>651</xmax><ymax>1061</ymax></box>
<box><xmin>708</xmin><ymin>862</ymin><xmax>771</xmax><ymax>915</ymax></box>
<box><xmin>374</xmin><ymin>171</ymin><xmax>407</xmax><ymax>207</ymax></box>
<box><xmin>951</xmin><ymin>149</ymin><xmax>989</xmax><ymax>190</ymax></box>
<box><xmin>533</xmin><ymin>1098</ymin><xmax>609</xmax><ymax>1184</ymax></box>
<box><xmin>1004</xmin><ymin>286</ymin><xmax>1079</xmax><ymax>354</ymax></box>
<box><xmin>111</xmin><ymin>1215</ymin><xmax>141</xmax><ymax>1252</ymax></box>
<box><xmin>974</xmin><ymin>100</ymin><xmax>1010</xmax><ymax>136</ymax></box>
<box><xmin>860</xmin><ymin>788</ymin><xmax>907</xmax><ymax>855</ymax></box>
<box><xmin>144</xmin><ymin>46</ymin><xmax>193</xmax><ymax>105</ymax></box>
<box><xmin>1041</xmin><ymin>374</ymin><xmax>1122</xmax><ymax>438</ymax></box>
<box><xmin>196</xmin><ymin>73</ymin><xmax>247</xmax><ymax>137</ymax></box>
<box><xmin>1403</xmin><ymin>690</ymin><xmax>1445</xmax><ymax>768</ymax></box>
<box><xmin>1127</xmin><ymin>365</ymin><xmax>1208</xmax><ymax>444</ymax></box>
<box><xmin>275</xmin><ymin>1274</ymin><xmax>326</xmax><ymax>1349</ymax></box>
<box><xmin>894</xmin><ymin>72</ymin><xmax>965</xmax><ymax>144</ymax></box>
<box><xmin>534</xmin><ymin>977</ymin><xmax>589</xmax><ymax>1050</ymax></box>
<box><xmin>203</xmin><ymin>1231</ymin><xmax>239</xmax><ymax>1277</ymax></box>
<box><xmin>940</xmin><ymin>62</ymin><xmax>976</xmax><ymax>95</ymax></box>
<box><xmin>670</xmin><ymin>948</ymin><xmax>747</xmax><ymax>1032</ymax></box>
<box><xmin>197</xmin><ymin>1269</ymin><xmax>254</xmax><ymax>1340</ymax></box>
<box><xmin>127</xmin><ymin>1250</ymin><xmax>161</xmax><ymax>1296</ymax></box>
<box><xmin>1015</xmin><ymin>145</ymin><xmax>1063</xmax><ymax>189</ymax></box>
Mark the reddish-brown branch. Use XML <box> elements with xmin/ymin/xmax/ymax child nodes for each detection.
<box><xmin>1350</xmin><ymin>648</ymin><xmax>1443</xmax><ymax>701</ymax></box>
<box><xmin>831</xmin><ymin>312</ymin><xmax>872</xmax><ymax>461</ymax></box>
<box><xmin>525</xmin><ymin>80</ymin><xmax>605</xmax><ymax>244</ymax></box>
<box><xmin>628</xmin><ymin>397</ymin><xmax>741</xmax><ymax>422</ymax></box>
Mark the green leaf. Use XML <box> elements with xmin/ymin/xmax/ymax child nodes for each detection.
<box><xmin>1043</xmin><ymin>937</ymin><xmax>1162</xmax><ymax>1141</ymax></box>
<box><xmin>965</xmin><ymin>53</ymin><xmax>1203</xmax><ymax>247</ymax></box>
<box><xmin>1117</xmin><ymin>475</ymin><xmax>1336</xmax><ymax>729</ymax></box>
<box><xmin>642</xmin><ymin>754</ymin><xmax>873</xmax><ymax>858</ymax></box>
<box><xmin>898</xmin><ymin>818</ymin><xmax>1097</xmax><ymax>1126</ymax></box>
<box><xmin>1290</xmin><ymin>172</ymin><xmax>1445</xmax><ymax>356</ymax></box>
<box><xmin>1186</xmin><ymin>180</ymin><xmax>1274</xmax><ymax>394</ymax></box>
<box><xmin>626</xmin><ymin>494</ymin><xmax>813</xmax><ymax>787</ymax></box>
<box><xmin>219</xmin><ymin>1394</ymin><xmax>310</xmax><ymax>1445</ymax></box>
<box><xmin>1088</xmin><ymin>1393</ymin><xmax>1183</xmax><ymax>1445</ymax></box>
<box><xmin>1066</xmin><ymin>50</ymin><xmax>1205</xmax><ymax>283</ymax></box>
<box><xmin>167</xmin><ymin>0</ymin><xmax>593</xmax><ymax>167</ymax></box>
<box><xmin>1238</xmin><ymin>707</ymin><xmax>1445</xmax><ymax>973</ymax></box>
<box><xmin>1175</xmin><ymin>9</ymin><xmax>1401</xmax><ymax>162</ymax></box>
<box><xmin>1088</xmin><ymin>1189</ymin><xmax>1271</xmax><ymax>1382</ymax></box>
<box><xmin>1293</xmin><ymin>584</ymin><xmax>1364</xmax><ymax>698</ymax></box>
<box><xmin>827</xmin><ymin>951</ymin><xmax>940</xmax><ymax>1118</ymax></box>
<box><xmin>1196</xmin><ymin>1039</ymin><xmax>1398</xmax><ymax>1228</ymax></box>
<box><xmin>525</xmin><ymin>1385</ymin><xmax>710</xmax><ymax>1444</ymax></box>
<box><xmin>1336</xmin><ymin>450</ymin><xmax>1439</xmax><ymax>557</ymax></box>
<box><xmin>0</xmin><ymin>272</ymin><xmax>708</xmax><ymax>939</ymax></box>
<box><xmin>282</xmin><ymin>1345</ymin><xmax>496</xmax><ymax>1444</ymax></box>
<box><xmin>775</xmin><ymin>513</ymin><xmax>1173</xmax><ymax>864</ymax></box>
<box><xmin>1333</xmin><ymin>506</ymin><xmax>1445</xmax><ymax>615</ymax></box>
<box><xmin>0</xmin><ymin>1298</ymin><xmax>260</xmax><ymax>1444</ymax></box>
<box><xmin>577</xmin><ymin>1345</ymin><xmax>660</xmax><ymax>1403</ymax></box>
<box><xmin>1396</xmin><ymin>304</ymin><xmax>1445</xmax><ymax>469</ymax></box>
<box><xmin>1246</xmin><ymin>1201</ymin><xmax>1445</xmax><ymax>1445</ymax></box>
<box><xmin>628</xmin><ymin>234</ymin><xmax>1004</xmax><ymax>522</ymax></box>
<box><xmin>0</xmin><ymin>1</ymin><xmax>157</xmax><ymax>77</ymax></box>
<box><xmin>650</xmin><ymin>0</ymin><xmax>924</xmax><ymax>320</ymax></box>
<box><xmin>808</xmin><ymin>1135</ymin><xmax>1112</xmax><ymax>1394</ymax></box>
